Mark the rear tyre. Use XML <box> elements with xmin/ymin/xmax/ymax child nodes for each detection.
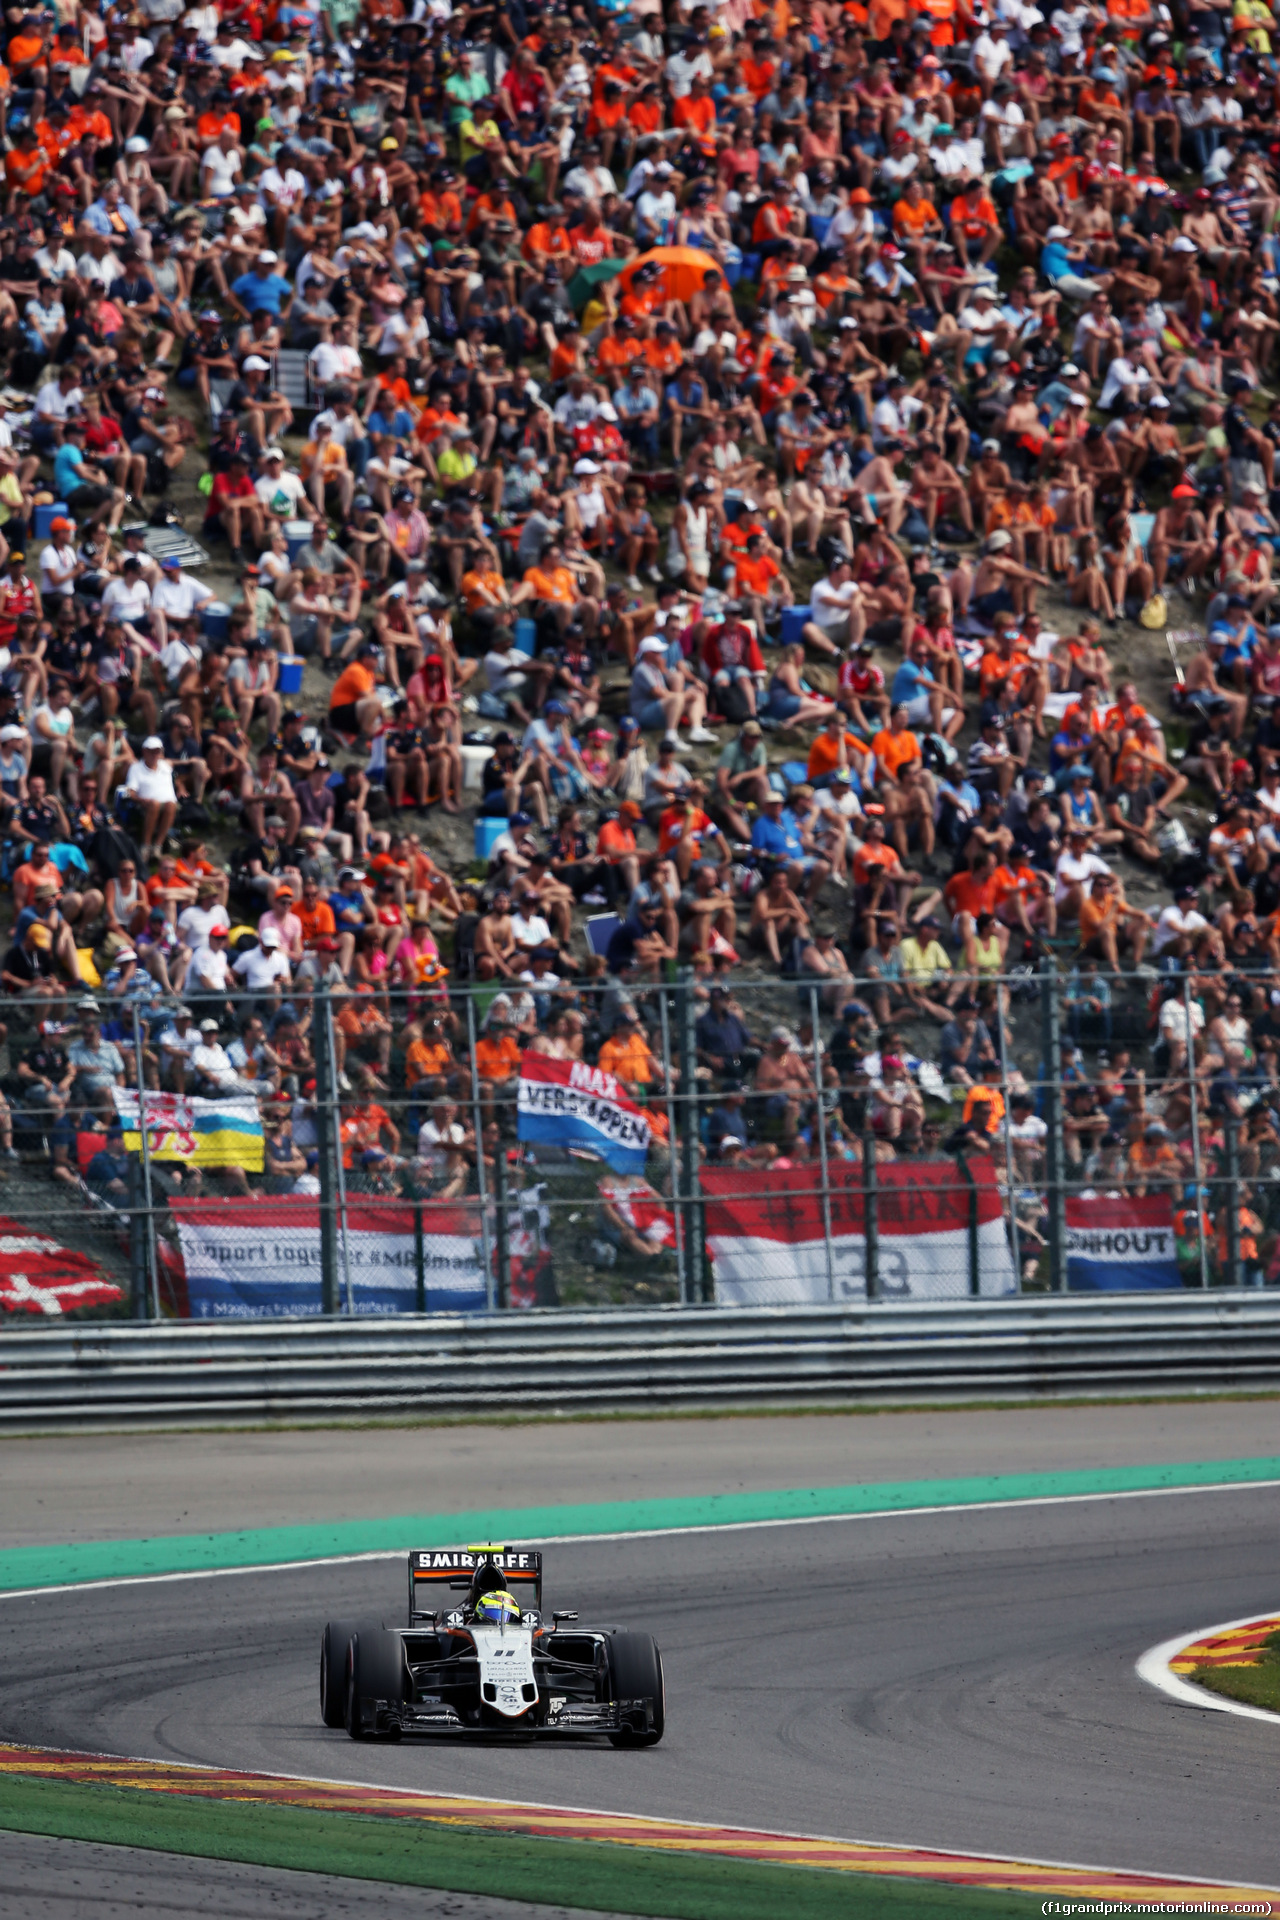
<box><xmin>606</xmin><ymin>1632</ymin><xmax>665</xmax><ymax>1747</ymax></box>
<box><xmin>345</xmin><ymin>1627</ymin><xmax>406</xmax><ymax>1742</ymax></box>
<box><xmin>320</xmin><ymin>1619</ymin><xmax>357</xmax><ymax>1728</ymax></box>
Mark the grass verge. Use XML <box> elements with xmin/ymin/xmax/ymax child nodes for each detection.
<box><xmin>0</xmin><ymin>1771</ymin><xmax>1039</xmax><ymax>1920</ymax></box>
<box><xmin>1192</xmin><ymin>1631</ymin><xmax>1280</xmax><ymax>1715</ymax></box>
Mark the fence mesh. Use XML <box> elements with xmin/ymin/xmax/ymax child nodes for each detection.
<box><xmin>0</xmin><ymin>962</ymin><xmax>1270</xmax><ymax>1322</ymax></box>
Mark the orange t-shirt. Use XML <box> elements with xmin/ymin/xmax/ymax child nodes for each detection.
<box><xmin>672</xmin><ymin>93</ymin><xmax>715</xmax><ymax>139</ymax></box>
<box><xmin>597</xmin><ymin>820</ymin><xmax>637</xmax><ymax>862</ymax></box>
<box><xmin>871</xmin><ymin>725</ymin><xmax>921</xmax><ymax>779</ymax></box>
<box><xmin>420</xmin><ymin>188</ymin><xmax>462</xmax><ymax>231</ymax></box>
<box><xmin>597</xmin><ymin>335</ymin><xmax>644</xmax><ymax>376</ymax></box>
<box><xmin>598</xmin><ymin>1031</ymin><xmax>657</xmax><ymax>1084</ymax></box>
<box><xmin>644</xmin><ymin>339</ymin><xmax>683</xmax><ymax>380</ymax></box>
<box><xmin>523</xmin><ymin>565</ymin><xmax>575</xmax><ymax>606</ymax></box>
<box><xmin>405</xmin><ymin>1039</ymin><xmax>453</xmax><ymax>1087</ymax></box>
<box><xmin>944</xmin><ymin>870</ymin><xmax>1001</xmax><ymax>920</ymax></box>
<box><xmin>807</xmin><ymin>730</ymin><xmax>864</xmax><ymax>781</ymax></box>
<box><xmin>330</xmin><ymin>661</ymin><xmax>375</xmax><ymax>711</ymax></box>
<box><xmin>296</xmin><ymin>899</ymin><xmax>336</xmax><ymax>948</ymax></box>
<box><xmin>475</xmin><ymin>1032</ymin><xmax>521</xmax><ymax>1081</ymax></box>
<box><xmin>522</xmin><ymin>220</ymin><xmax>570</xmax><ymax>264</ymax></box>
<box><xmin>852</xmin><ymin>839</ymin><xmax>899</xmax><ymax>887</ymax></box>
<box><xmin>462</xmin><ymin>567</ymin><xmax>505</xmax><ymax>613</ymax></box>
<box><xmin>657</xmin><ymin>805</ymin><xmax>712</xmax><ymax>858</ymax></box>
<box><xmin>893</xmin><ymin>196</ymin><xmax>939</xmax><ymax>236</ymax></box>
<box><xmin>734</xmin><ymin>554</ymin><xmax>780</xmax><ymax>596</ymax></box>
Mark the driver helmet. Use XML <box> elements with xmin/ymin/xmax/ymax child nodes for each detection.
<box><xmin>475</xmin><ymin>1589</ymin><xmax>522</xmax><ymax>1624</ymax></box>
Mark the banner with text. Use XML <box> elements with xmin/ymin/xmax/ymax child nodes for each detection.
<box><xmin>171</xmin><ymin>1197</ymin><xmax>488</xmax><ymax>1317</ymax></box>
<box><xmin>1065</xmin><ymin>1194</ymin><xmax>1181</xmax><ymax>1290</ymax></box>
<box><xmin>517</xmin><ymin>1051</ymin><xmax>652</xmax><ymax>1173</ymax></box>
<box><xmin>702</xmin><ymin>1159</ymin><xmax>1017</xmax><ymax>1304</ymax></box>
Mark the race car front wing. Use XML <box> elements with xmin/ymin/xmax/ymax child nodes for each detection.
<box><xmin>361</xmin><ymin>1695</ymin><xmax>658</xmax><ymax>1738</ymax></box>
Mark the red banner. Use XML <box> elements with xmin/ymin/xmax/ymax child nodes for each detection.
<box><xmin>0</xmin><ymin>1217</ymin><xmax>123</xmax><ymax>1317</ymax></box>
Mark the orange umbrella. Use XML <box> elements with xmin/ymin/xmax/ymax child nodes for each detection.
<box><xmin>617</xmin><ymin>245</ymin><xmax>723</xmax><ymax>305</ymax></box>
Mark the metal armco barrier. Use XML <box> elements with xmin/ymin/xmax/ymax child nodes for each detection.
<box><xmin>3</xmin><ymin>1293</ymin><xmax>1280</xmax><ymax>1429</ymax></box>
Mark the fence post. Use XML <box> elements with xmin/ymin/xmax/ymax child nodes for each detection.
<box><xmin>1224</xmin><ymin>1115</ymin><xmax>1242</xmax><ymax>1290</ymax></box>
<box><xmin>313</xmin><ymin>985</ymin><xmax>341</xmax><ymax>1316</ymax></box>
<box><xmin>1183</xmin><ymin>973</ymin><xmax>1209</xmax><ymax>1291</ymax></box>
<box><xmin>809</xmin><ymin>985</ymin><xmax>836</xmax><ymax>1303</ymax></box>
<box><xmin>493</xmin><ymin>1139</ymin><xmax>511</xmax><ymax>1310</ymax></box>
<box><xmin>678</xmin><ymin>969</ymin><xmax>705</xmax><ymax>1304</ymax></box>
<box><xmin>129</xmin><ymin>1004</ymin><xmax>159</xmax><ymax>1318</ymax></box>
<box><xmin>956</xmin><ymin>1152</ymin><xmax>980</xmax><ymax>1297</ymax></box>
<box><xmin>862</xmin><ymin>1114</ymin><xmax>879</xmax><ymax>1301</ymax></box>
<box><xmin>997</xmin><ymin>984</ymin><xmax>1022</xmax><ymax>1289</ymax></box>
<box><xmin>127</xmin><ymin>1154</ymin><xmax>150</xmax><ymax>1320</ymax></box>
<box><xmin>465</xmin><ymin>991</ymin><xmax>495</xmax><ymax>1311</ymax></box>
<box><xmin>414</xmin><ymin>1201</ymin><xmax>425</xmax><ymax>1315</ymax></box>
<box><xmin>658</xmin><ymin>981</ymin><xmax>686</xmax><ymax>1303</ymax></box>
<box><xmin>1040</xmin><ymin>960</ymin><xmax>1067</xmax><ymax>1292</ymax></box>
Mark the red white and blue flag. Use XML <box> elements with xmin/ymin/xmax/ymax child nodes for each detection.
<box><xmin>702</xmin><ymin>1160</ymin><xmax>1016</xmax><ymax>1304</ymax></box>
<box><xmin>517</xmin><ymin>1052</ymin><xmax>651</xmax><ymax>1173</ymax></box>
<box><xmin>1065</xmin><ymin>1194</ymin><xmax>1181</xmax><ymax>1291</ymax></box>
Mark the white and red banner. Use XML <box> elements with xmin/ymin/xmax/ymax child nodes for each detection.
<box><xmin>702</xmin><ymin>1160</ymin><xmax>1017</xmax><ymax>1304</ymax></box>
<box><xmin>0</xmin><ymin>1216</ymin><xmax>123</xmax><ymax>1317</ymax></box>
<box><xmin>517</xmin><ymin>1052</ymin><xmax>652</xmax><ymax>1172</ymax></box>
<box><xmin>171</xmin><ymin>1197</ymin><xmax>489</xmax><ymax>1318</ymax></box>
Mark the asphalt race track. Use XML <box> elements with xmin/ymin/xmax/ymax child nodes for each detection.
<box><xmin>2</xmin><ymin>1481</ymin><xmax>1279</xmax><ymax>1898</ymax></box>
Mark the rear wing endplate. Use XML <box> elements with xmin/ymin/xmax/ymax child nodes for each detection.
<box><xmin>408</xmin><ymin>1545</ymin><xmax>543</xmax><ymax>1622</ymax></box>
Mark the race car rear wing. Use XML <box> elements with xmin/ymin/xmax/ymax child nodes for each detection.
<box><xmin>408</xmin><ymin>1546</ymin><xmax>543</xmax><ymax>1623</ymax></box>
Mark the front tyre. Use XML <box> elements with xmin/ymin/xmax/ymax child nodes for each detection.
<box><xmin>345</xmin><ymin>1628</ymin><xmax>406</xmax><ymax>1742</ymax></box>
<box><xmin>320</xmin><ymin>1619</ymin><xmax>358</xmax><ymax>1727</ymax></box>
<box><xmin>606</xmin><ymin>1632</ymin><xmax>665</xmax><ymax>1747</ymax></box>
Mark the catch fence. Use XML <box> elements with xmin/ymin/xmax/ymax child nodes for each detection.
<box><xmin>0</xmin><ymin>962</ymin><xmax>1269</xmax><ymax>1324</ymax></box>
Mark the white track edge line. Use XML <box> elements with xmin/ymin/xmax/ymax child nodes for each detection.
<box><xmin>1136</xmin><ymin>1611</ymin><xmax>1280</xmax><ymax>1727</ymax></box>
<box><xmin>4</xmin><ymin>1475</ymin><xmax>1280</xmax><ymax>1602</ymax></box>
<box><xmin>5</xmin><ymin>1732</ymin><xmax>1278</xmax><ymax>1899</ymax></box>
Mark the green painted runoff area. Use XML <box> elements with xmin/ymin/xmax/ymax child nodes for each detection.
<box><xmin>4</xmin><ymin>1455</ymin><xmax>1279</xmax><ymax>1592</ymax></box>
<box><xmin>0</xmin><ymin>1773</ymin><xmax>1036</xmax><ymax>1919</ymax></box>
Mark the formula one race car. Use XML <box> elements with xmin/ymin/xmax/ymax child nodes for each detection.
<box><xmin>319</xmin><ymin>1545</ymin><xmax>664</xmax><ymax>1745</ymax></box>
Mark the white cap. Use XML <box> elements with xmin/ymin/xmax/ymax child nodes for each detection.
<box><xmin>1150</xmin><ymin>394</ymin><xmax>1171</xmax><ymax>408</ymax></box>
<box><xmin>1046</xmin><ymin>225</ymin><xmax>1071</xmax><ymax>240</ymax></box>
<box><xmin>260</xmin><ymin>926</ymin><xmax>282</xmax><ymax>948</ymax></box>
<box><xmin>981</xmin><ymin>437</ymin><xmax>1001</xmax><ymax>453</ymax></box>
<box><xmin>243</xmin><ymin>355</ymin><xmax>270</xmax><ymax>372</ymax></box>
<box><xmin>1067</xmin><ymin>392</ymin><xmax>1088</xmax><ymax>405</ymax></box>
<box><xmin>638</xmin><ymin>636</ymin><xmax>667</xmax><ymax>654</ymax></box>
<box><xmin>125</xmin><ymin>136</ymin><xmax>149</xmax><ymax>153</ymax></box>
<box><xmin>143</xmin><ymin>735</ymin><xmax>163</xmax><ymax>750</ymax></box>
<box><xmin>257</xmin><ymin>250</ymin><xmax>279</xmax><ymax>265</ymax></box>
<box><xmin>1171</xmin><ymin>236</ymin><xmax>1197</xmax><ymax>252</ymax></box>
<box><xmin>598</xmin><ymin>403</ymin><xmax>618</xmax><ymax>423</ymax></box>
<box><xmin>263</xmin><ymin>444</ymin><xmax>285</xmax><ymax>459</ymax></box>
<box><xmin>988</xmin><ymin>530</ymin><xmax>1013</xmax><ymax>550</ymax></box>
<box><xmin>573</xmin><ymin>458</ymin><xmax>601</xmax><ymax>474</ymax></box>
<box><xmin>1061</xmin><ymin>363</ymin><xmax>1080</xmax><ymax>376</ymax></box>
<box><xmin>0</xmin><ymin>724</ymin><xmax>24</xmax><ymax>742</ymax></box>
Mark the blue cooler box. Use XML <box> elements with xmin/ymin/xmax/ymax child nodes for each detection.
<box><xmin>474</xmin><ymin>816</ymin><xmax>510</xmax><ymax>860</ymax></box>
<box><xmin>780</xmin><ymin>605</ymin><xmax>812</xmax><ymax>647</ymax></box>
<box><xmin>202</xmin><ymin>601</ymin><xmax>231</xmax><ymax>643</ymax></box>
<box><xmin>278</xmin><ymin>657</ymin><xmax>304</xmax><ymax>695</ymax></box>
<box><xmin>34</xmin><ymin>502</ymin><xmax>69</xmax><ymax>540</ymax></box>
<box><xmin>513</xmin><ymin>616</ymin><xmax>537</xmax><ymax>656</ymax></box>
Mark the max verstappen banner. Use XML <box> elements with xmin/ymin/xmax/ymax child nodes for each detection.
<box><xmin>702</xmin><ymin>1160</ymin><xmax>1017</xmax><ymax>1304</ymax></box>
<box><xmin>0</xmin><ymin>1218</ymin><xmax>124</xmax><ymax>1316</ymax></box>
<box><xmin>517</xmin><ymin>1052</ymin><xmax>651</xmax><ymax>1173</ymax></box>
<box><xmin>171</xmin><ymin>1197</ymin><xmax>488</xmax><ymax>1317</ymax></box>
<box><xmin>1065</xmin><ymin>1194</ymin><xmax>1181</xmax><ymax>1291</ymax></box>
<box><xmin>114</xmin><ymin>1089</ymin><xmax>264</xmax><ymax>1172</ymax></box>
